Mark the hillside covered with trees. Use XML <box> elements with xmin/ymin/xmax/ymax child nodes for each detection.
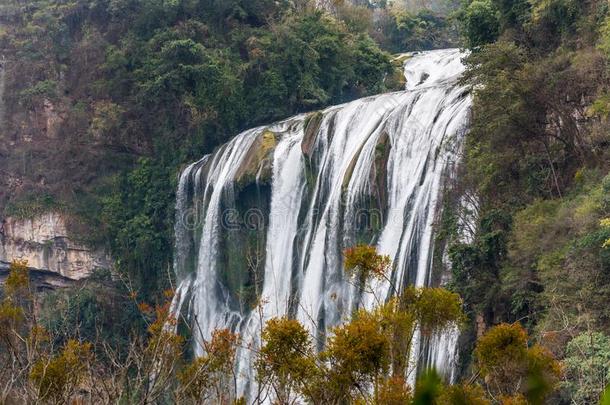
<box><xmin>450</xmin><ymin>0</ymin><xmax>610</xmax><ymax>403</ymax></box>
<box><xmin>1</xmin><ymin>0</ymin><xmax>610</xmax><ymax>403</ymax></box>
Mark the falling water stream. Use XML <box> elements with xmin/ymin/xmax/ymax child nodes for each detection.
<box><xmin>172</xmin><ymin>48</ymin><xmax>471</xmax><ymax>400</ymax></box>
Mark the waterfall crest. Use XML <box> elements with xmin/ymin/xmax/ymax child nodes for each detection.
<box><xmin>172</xmin><ymin>48</ymin><xmax>471</xmax><ymax>397</ymax></box>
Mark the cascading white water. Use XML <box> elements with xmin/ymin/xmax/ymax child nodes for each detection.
<box><xmin>173</xmin><ymin>48</ymin><xmax>471</xmax><ymax>398</ymax></box>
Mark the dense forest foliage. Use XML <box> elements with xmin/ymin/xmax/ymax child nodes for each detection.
<box><xmin>446</xmin><ymin>0</ymin><xmax>610</xmax><ymax>403</ymax></box>
<box><xmin>2</xmin><ymin>0</ymin><xmax>610</xmax><ymax>403</ymax></box>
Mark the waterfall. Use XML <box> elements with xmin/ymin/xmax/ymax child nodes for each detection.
<box><xmin>172</xmin><ymin>48</ymin><xmax>471</xmax><ymax>398</ymax></box>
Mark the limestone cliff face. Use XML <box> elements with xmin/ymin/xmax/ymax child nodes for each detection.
<box><xmin>0</xmin><ymin>212</ymin><xmax>111</xmax><ymax>279</ymax></box>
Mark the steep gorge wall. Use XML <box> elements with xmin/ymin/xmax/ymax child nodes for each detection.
<box><xmin>0</xmin><ymin>57</ymin><xmax>110</xmax><ymax>281</ymax></box>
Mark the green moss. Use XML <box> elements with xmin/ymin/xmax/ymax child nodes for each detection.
<box><xmin>218</xmin><ymin>182</ymin><xmax>271</xmax><ymax>312</ymax></box>
<box><xmin>350</xmin><ymin>196</ymin><xmax>385</xmax><ymax>245</ymax></box>
<box><xmin>303</xmin><ymin>159</ymin><xmax>317</xmax><ymax>195</ymax></box>
<box><xmin>235</xmin><ymin>130</ymin><xmax>277</xmax><ymax>191</ymax></box>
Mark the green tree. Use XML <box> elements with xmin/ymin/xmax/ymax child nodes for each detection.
<box><xmin>178</xmin><ymin>328</ymin><xmax>240</xmax><ymax>403</ymax></box>
<box><xmin>324</xmin><ymin>307</ymin><xmax>392</xmax><ymax>401</ymax></box>
<box><xmin>475</xmin><ymin>323</ymin><xmax>562</xmax><ymax>402</ymax></box>
<box><xmin>256</xmin><ymin>317</ymin><xmax>317</xmax><ymax>404</ymax></box>
<box><xmin>30</xmin><ymin>339</ymin><xmax>93</xmax><ymax>404</ymax></box>
<box><xmin>562</xmin><ymin>332</ymin><xmax>610</xmax><ymax>404</ymax></box>
<box><xmin>344</xmin><ymin>244</ymin><xmax>392</xmax><ymax>284</ymax></box>
<box><xmin>459</xmin><ymin>0</ymin><xmax>500</xmax><ymax>48</ymax></box>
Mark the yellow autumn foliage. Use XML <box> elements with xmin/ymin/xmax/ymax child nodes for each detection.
<box><xmin>30</xmin><ymin>339</ymin><xmax>92</xmax><ymax>403</ymax></box>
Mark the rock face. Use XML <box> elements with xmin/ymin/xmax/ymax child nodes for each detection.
<box><xmin>0</xmin><ymin>212</ymin><xmax>111</xmax><ymax>279</ymax></box>
<box><xmin>234</xmin><ymin>129</ymin><xmax>277</xmax><ymax>188</ymax></box>
<box><xmin>0</xmin><ymin>261</ymin><xmax>77</xmax><ymax>291</ymax></box>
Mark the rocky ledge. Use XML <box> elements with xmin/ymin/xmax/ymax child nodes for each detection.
<box><xmin>0</xmin><ymin>212</ymin><xmax>111</xmax><ymax>280</ymax></box>
<box><xmin>0</xmin><ymin>260</ymin><xmax>77</xmax><ymax>291</ymax></box>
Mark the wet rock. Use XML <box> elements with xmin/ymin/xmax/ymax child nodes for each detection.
<box><xmin>302</xmin><ymin>111</ymin><xmax>324</xmax><ymax>158</ymax></box>
<box><xmin>371</xmin><ymin>131</ymin><xmax>391</xmax><ymax>210</ymax></box>
<box><xmin>234</xmin><ymin>129</ymin><xmax>277</xmax><ymax>189</ymax></box>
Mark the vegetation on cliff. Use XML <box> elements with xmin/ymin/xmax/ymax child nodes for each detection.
<box><xmin>445</xmin><ymin>0</ymin><xmax>610</xmax><ymax>402</ymax></box>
